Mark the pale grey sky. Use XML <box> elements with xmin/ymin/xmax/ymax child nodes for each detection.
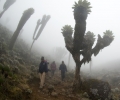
<box><xmin>0</xmin><ymin>0</ymin><xmax>120</xmax><ymax>70</ymax></box>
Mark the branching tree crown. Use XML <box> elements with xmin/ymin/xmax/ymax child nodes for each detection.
<box><xmin>0</xmin><ymin>0</ymin><xmax>16</xmax><ymax>18</ymax></box>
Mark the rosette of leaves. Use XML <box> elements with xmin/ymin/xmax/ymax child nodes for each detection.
<box><xmin>103</xmin><ymin>30</ymin><xmax>114</xmax><ymax>46</ymax></box>
<box><xmin>30</xmin><ymin>15</ymin><xmax>51</xmax><ymax>51</ymax></box>
<box><xmin>35</xmin><ymin>15</ymin><xmax>51</xmax><ymax>40</ymax></box>
<box><xmin>84</xmin><ymin>31</ymin><xmax>95</xmax><ymax>47</ymax></box>
<box><xmin>81</xmin><ymin>31</ymin><xmax>95</xmax><ymax>63</ymax></box>
<box><xmin>0</xmin><ymin>0</ymin><xmax>16</xmax><ymax>18</ymax></box>
<box><xmin>61</xmin><ymin>25</ymin><xmax>73</xmax><ymax>50</ymax></box>
<box><xmin>33</xmin><ymin>19</ymin><xmax>41</xmax><ymax>40</ymax></box>
<box><xmin>9</xmin><ymin>8</ymin><xmax>34</xmax><ymax>50</ymax></box>
<box><xmin>92</xmin><ymin>30</ymin><xmax>114</xmax><ymax>56</ymax></box>
<box><xmin>3</xmin><ymin>0</ymin><xmax>16</xmax><ymax>10</ymax></box>
<box><xmin>61</xmin><ymin>25</ymin><xmax>73</xmax><ymax>38</ymax></box>
<box><xmin>72</xmin><ymin>0</ymin><xmax>92</xmax><ymax>20</ymax></box>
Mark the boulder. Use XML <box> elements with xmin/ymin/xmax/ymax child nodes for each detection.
<box><xmin>82</xmin><ymin>79</ymin><xmax>112</xmax><ymax>100</ymax></box>
<box><xmin>83</xmin><ymin>92</ymin><xmax>89</xmax><ymax>98</ymax></box>
<box><xmin>25</xmin><ymin>89</ymin><xmax>32</xmax><ymax>94</ymax></box>
<box><xmin>47</xmin><ymin>85</ymin><xmax>54</xmax><ymax>94</ymax></box>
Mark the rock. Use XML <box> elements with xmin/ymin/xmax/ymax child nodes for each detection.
<box><xmin>81</xmin><ymin>98</ymin><xmax>90</xmax><ymax>100</ymax></box>
<box><xmin>82</xmin><ymin>79</ymin><xmax>112</xmax><ymax>100</ymax></box>
<box><xmin>25</xmin><ymin>89</ymin><xmax>32</xmax><ymax>94</ymax></box>
<box><xmin>90</xmin><ymin>88</ymin><xmax>98</xmax><ymax>96</ymax></box>
<box><xmin>114</xmin><ymin>87</ymin><xmax>120</xmax><ymax>92</ymax></box>
<box><xmin>38</xmin><ymin>90</ymin><xmax>40</xmax><ymax>92</ymax></box>
<box><xmin>54</xmin><ymin>81</ymin><xmax>60</xmax><ymax>85</ymax></box>
<box><xmin>43</xmin><ymin>89</ymin><xmax>49</xmax><ymax>93</ymax></box>
<box><xmin>111</xmin><ymin>87</ymin><xmax>120</xmax><ymax>93</ymax></box>
<box><xmin>47</xmin><ymin>85</ymin><xmax>54</xmax><ymax>94</ymax></box>
<box><xmin>83</xmin><ymin>92</ymin><xmax>89</xmax><ymax>98</ymax></box>
<box><xmin>62</xmin><ymin>89</ymin><xmax>65</xmax><ymax>92</ymax></box>
<box><xmin>51</xmin><ymin>92</ymin><xmax>58</xmax><ymax>97</ymax></box>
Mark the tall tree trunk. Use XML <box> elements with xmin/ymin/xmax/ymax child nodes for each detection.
<box><xmin>9</xmin><ymin>12</ymin><xmax>32</xmax><ymax>50</ymax></box>
<box><xmin>30</xmin><ymin>40</ymin><xmax>35</xmax><ymax>51</ymax></box>
<box><xmin>9</xmin><ymin>30</ymin><xmax>20</xmax><ymax>50</ymax></box>
<box><xmin>67</xmin><ymin>53</ymin><xmax>71</xmax><ymax>68</ymax></box>
<box><xmin>73</xmin><ymin>63</ymin><xmax>81</xmax><ymax>91</ymax></box>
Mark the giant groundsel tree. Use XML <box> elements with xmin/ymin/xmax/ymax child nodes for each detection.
<box><xmin>0</xmin><ymin>0</ymin><xmax>16</xmax><ymax>18</ymax></box>
<box><xmin>61</xmin><ymin>0</ymin><xmax>114</xmax><ymax>90</ymax></box>
<box><xmin>30</xmin><ymin>15</ymin><xmax>51</xmax><ymax>51</ymax></box>
<box><xmin>9</xmin><ymin>8</ymin><xmax>34</xmax><ymax>50</ymax></box>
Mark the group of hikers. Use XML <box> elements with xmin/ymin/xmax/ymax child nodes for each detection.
<box><xmin>38</xmin><ymin>56</ymin><xmax>67</xmax><ymax>89</ymax></box>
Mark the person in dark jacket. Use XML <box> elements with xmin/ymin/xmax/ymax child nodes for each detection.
<box><xmin>59</xmin><ymin>61</ymin><xmax>67</xmax><ymax>81</ymax></box>
<box><xmin>39</xmin><ymin>56</ymin><xmax>48</xmax><ymax>89</ymax></box>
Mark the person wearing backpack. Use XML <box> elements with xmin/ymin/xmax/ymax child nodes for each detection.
<box><xmin>59</xmin><ymin>61</ymin><xmax>67</xmax><ymax>81</ymax></box>
<box><xmin>39</xmin><ymin>56</ymin><xmax>48</xmax><ymax>89</ymax></box>
<box><xmin>50</xmin><ymin>61</ymin><xmax>56</xmax><ymax>77</ymax></box>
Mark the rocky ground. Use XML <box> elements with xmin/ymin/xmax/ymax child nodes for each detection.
<box><xmin>0</xmin><ymin>25</ymin><xmax>120</xmax><ymax>100</ymax></box>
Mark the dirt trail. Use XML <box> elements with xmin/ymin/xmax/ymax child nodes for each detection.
<box><xmin>27</xmin><ymin>72</ymin><xmax>80</xmax><ymax>100</ymax></box>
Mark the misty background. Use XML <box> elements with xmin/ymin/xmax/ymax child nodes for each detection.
<box><xmin>0</xmin><ymin>0</ymin><xmax>120</xmax><ymax>71</ymax></box>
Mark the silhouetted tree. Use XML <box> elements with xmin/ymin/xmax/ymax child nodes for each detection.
<box><xmin>9</xmin><ymin>8</ymin><xmax>34</xmax><ymax>50</ymax></box>
<box><xmin>0</xmin><ymin>0</ymin><xmax>16</xmax><ymax>18</ymax></box>
<box><xmin>19</xmin><ymin>28</ymin><xmax>24</xmax><ymax>36</ymax></box>
<box><xmin>61</xmin><ymin>0</ymin><xmax>114</xmax><ymax>90</ymax></box>
<box><xmin>30</xmin><ymin>15</ymin><xmax>51</xmax><ymax>51</ymax></box>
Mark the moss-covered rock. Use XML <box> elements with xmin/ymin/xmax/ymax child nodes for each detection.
<box><xmin>82</xmin><ymin>79</ymin><xmax>112</xmax><ymax>100</ymax></box>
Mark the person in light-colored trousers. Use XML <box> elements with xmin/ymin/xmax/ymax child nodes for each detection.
<box><xmin>39</xmin><ymin>56</ymin><xmax>48</xmax><ymax>89</ymax></box>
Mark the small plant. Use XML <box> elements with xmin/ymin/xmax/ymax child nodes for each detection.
<box><xmin>0</xmin><ymin>76</ymin><xmax>4</xmax><ymax>85</ymax></box>
<box><xmin>3</xmin><ymin>65</ymin><xmax>10</xmax><ymax>72</ymax></box>
<box><xmin>8</xmin><ymin>72</ymin><xmax>13</xmax><ymax>77</ymax></box>
<box><xmin>0</xmin><ymin>63</ymin><xmax>3</xmax><ymax>70</ymax></box>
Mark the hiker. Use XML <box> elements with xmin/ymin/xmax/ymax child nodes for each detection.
<box><xmin>39</xmin><ymin>56</ymin><xmax>48</xmax><ymax>89</ymax></box>
<box><xmin>50</xmin><ymin>61</ymin><xmax>56</xmax><ymax>77</ymax></box>
<box><xmin>59</xmin><ymin>61</ymin><xmax>67</xmax><ymax>81</ymax></box>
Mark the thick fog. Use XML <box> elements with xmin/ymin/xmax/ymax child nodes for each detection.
<box><xmin>0</xmin><ymin>0</ymin><xmax>120</xmax><ymax>70</ymax></box>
